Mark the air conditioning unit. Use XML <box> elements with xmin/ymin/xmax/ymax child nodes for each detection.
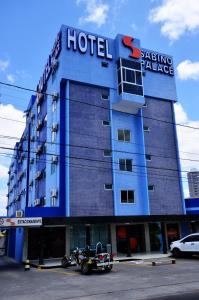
<box><xmin>52</xmin><ymin>123</ymin><xmax>58</xmax><ymax>132</ymax></box>
<box><xmin>51</xmin><ymin>189</ymin><xmax>58</xmax><ymax>198</ymax></box>
<box><xmin>52</xmin><ymin>92</ymin><xmax>59</xmax><ymax>101</ymax></box>
<box><xmin>36</xmin><ymin>145</ymin><xmax>43</xmax><ymax>155</ymax></box>
<box><xmin>31</xmin><ymin>112</ymin><xmax>35</xmax><ymax>119</ymax></box>
<box><xmin>36</xmin><ymin>92</ymin><xmax>44</xmax><ymax>104</ymax></box>
<box><xmin>30</xmin><ymin>136</ymin><xmax>35</xmax><ymax>142</ymax></box>
<box><xmin>51</xmin><ymin>59</ymin><xmax>59</xmax><ymax>74</ymax></box>
<box><xmin>36</xmin><ymin>120</ymin><xmax>42</xmax><ymax>131</ymax></box>
<box><xmin>30</xmin><ymin>158</ymin><xmax>34</xmax><ymax>164</ymax></box>
<box><xmin>52</xmin><ymin>155</ymin><xmax>58</xmax><ymax>164</ymax></box>
<box><xmin>16</xmin><ymin>195</ymin><xmax>20</xmax><ymax>201</ymax></box>
<box><xmin>35</xmin><ymin>171</ymin><xmax>42</xmax><ymax>180</ymax></box>
<box><xmin>34</xmin><ymin>198</ymin><xmax>40</xmax><ymax>206</ymax></box>
<box><xmin>16</xmin><ymin>210</ymin><xmax>23</xmax><ymax>218</ymax></box>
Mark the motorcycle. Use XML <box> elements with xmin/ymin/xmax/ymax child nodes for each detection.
<box><xmin>61</xmin><ymin>242</ymin><xmax>114</xmax><ymax>275</ymax></box>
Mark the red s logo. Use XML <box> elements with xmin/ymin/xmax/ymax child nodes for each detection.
<box><xmin>122</xmin><ymin>36</ymin><xmax>141</xmax><ymax>59</ymax></box>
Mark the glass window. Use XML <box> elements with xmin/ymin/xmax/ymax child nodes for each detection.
<box><xmin>146</xmin><ymin>154</ymin><xmax>151</xmax><ymax>161</ymax></box>
<box><xmin>148</xmin><ymin>185</ymin><xmax>154</xmax><ymax>191</ymax></box>
<box><xmin>121</xmin><ymin>190</ymin><xmax>135</xmax><ymax>203</ymax></box>
<box><xmin>136</xmin><ymin>71</ymin><xmax>142</xmax><ymax>85</ymax></box>
<box><xmin>51</xmin><ymin>131</ymin><xmax>56</xmax><ymax>143</ymax></box>
<box><xmin>144</xmin><ymin>126</ymin><xmax>150</xmax><ymax>132</ymax></box>
<box><xmin>104</xmin><ymin>184</ymin><xmax>112</xmax><ymax>190</ymax></box>
<box><xmin>52</xmin><ymin>100</ymin><xmax>57</xmax><ymax>112</ymax></box>
<box><xmin>103</xmin><ymin>150</ymin><xmax>111</xmax><ymax>157</ymax></box>
<box><xmin>51</xmin><ymin>162</ymin><xmax>56</xmax><ymax>174</ymax></box>
<box><xmin>37</xmin><ymin>105</ymin><xmax>41</xmax><ymax>114</ymax></box>
<box><xmin>126</xmin><ymin>69</ymin><xmax>135</xmax><ymax>83</ymax></box>
<box><xmin>118</xmin><ymin>129</ymin><xmax>131</xmax><ymax>142</ymax></box>
<box><xmin>102</xmin><ymin>120</ymin><xmax>110</xmax><ymax>126</ymax></box>
<box><xmin>101</xmin><ymin>94</ymin><xmax>109</xmax><ymax>100</ymax></box>
<box><xmin>119</xmin><ymin>159</ymin><xmax>132</xmax><ymax>172</ymax></box>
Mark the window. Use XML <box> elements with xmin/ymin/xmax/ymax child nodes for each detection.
<box><xmin>103</xmin><ymin>149</ymin><xmax>112</xmax><ymax>157</ymax></box>
<box><xmin>102</xmin><ymin>120</ymin><xmax>110</xmax><ymax>126</ymax></box>
<box><xmin>101</xmin><ymin>93</ymin><xmax>109</xmax><ymax>100</ymax></box>
<box><xmin>37</xmin><ymin>105</ymin><xmax>41</xmax><ymax>114</ymax></box>
<box><xmin>51</xmin><ymin>131</ymin><xmax>56</xmax><ymax>143</ymax></box>
<box><xmin>121</xmin><ymin>190</ymin><xmax>135</xmax><ymax>203</ymax></box>
<box><xmin>101</xmin><ymin>61</ymin><xmax>109</xmax><ymax>68</ymax></box>
<box><xmin>144</xmin><ymin>126</ymin><xmax>150</xmax><ymax>132</ymax></box>
<box><xmin>52</xmin><ymin>100</ymin><xmax>57</xmax><ymax>112</ymax></box>
<box><xmin>148</xmin><ymin>185</ymin><xmax>154</xmax><ymax>191</ymax></box>
<box><xmin>119</xmin><ymin>159</ymin><xmax>132</xmax><ymax>172</ymax></box>
<box><xmin>118</xmin><ymin>129</ymin><xmax>131</xmax><ymax>142</ymax></box>
<box><xmin>117</xmin><ymin>58</ymin><xmax>143</xmax><ymax>96</ymax></box>
<box><xmin>104</xmin><ymin>184</ymin><xmax>112</xmax><ymax>190</ymax></box>
<box><xmin>51</xmin><ymin>162</ymin><xmax>56</xmax><ymax>174</ymax></box>
<box><xmin>51</xmin><ymin>197</ymin><xmax>57</xmax><ymax>207</ymax></box>
<box><xmin>146</xmin><ymin>154</ymin><xmax>151</xmax><ymax>161</ymax></box>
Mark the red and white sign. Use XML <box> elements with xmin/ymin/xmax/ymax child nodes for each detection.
<box><xmin>0</xmin><ymin>217</ymin><xmax>42</xmax><ymax>227</ymax></box>
<box><xmin>122</xmin><ymin>36</ymin><xmax>141</xmax><ymax>59</ymax></box>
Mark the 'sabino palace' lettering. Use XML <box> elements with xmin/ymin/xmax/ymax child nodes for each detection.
<box><xmin>141</xmin><ymin>51</ymin><xmax>174</xmax><ymax>76</ymax></box>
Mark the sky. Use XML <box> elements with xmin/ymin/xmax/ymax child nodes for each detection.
<box><xmin>0</xmin><ymin>0</ymin><xmax>199</xmax><ymax>215</ymax></box>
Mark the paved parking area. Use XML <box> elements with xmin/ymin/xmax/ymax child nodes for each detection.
<box><xmin>0</xmin><ymin>256</ymin><xmax>199</xmax><ymax>300</ymax></box>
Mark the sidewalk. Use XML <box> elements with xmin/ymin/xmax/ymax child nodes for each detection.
<box><xmin>29</xmin><ymin>252</ymin><xmax>171</xmax><ymax>269</ymax></box>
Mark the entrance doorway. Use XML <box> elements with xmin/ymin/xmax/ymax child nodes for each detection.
<box><xmin>116</xmin><ymin>224</ymin><xmax>146</xmax><ymax>255</ymax></box>
<box><xmin>28</xmin><ymin>227</ymin><xmax>65</xmax><ymax>260</ymax></box>
<box><xmin>166</xmin><ymin>223</ymin><xmax>180</xmax><ymax>247</ymax></box>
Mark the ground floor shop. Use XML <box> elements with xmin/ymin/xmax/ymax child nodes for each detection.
<box><xmin>4</xmin><ymin>215</ymin><xmax>199</xmax><ymax>263</ymax></box>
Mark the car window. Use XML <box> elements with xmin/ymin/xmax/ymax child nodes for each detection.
<box><xmin>182</xmin><ymin>235</ymin><xmax>199</xmax><ymax>243</ymax></box>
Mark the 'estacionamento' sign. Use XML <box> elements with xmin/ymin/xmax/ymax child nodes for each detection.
<box><xmin>0</xmin><ymin>217</ymin><xmax>42</xmax><ymax>227</ymax></box>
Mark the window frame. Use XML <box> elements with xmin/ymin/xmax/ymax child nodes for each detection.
<box><xmin>117</xmin><ymin>129</ymin><xmax>131</xmax><ymax>142</ymax></box>
<box><xmin>104</xmin><ymin>184</ymin><xmax>113</xmax><ymax>190</ymax></box>
<box><xmin>146</xmin><ymin>154</ymin><xmax>152</xmax><ymax>161</ymax></box>
<box><xmin>119</xmin><ymin>159</ymin><xmax>133</xmax><ymax>172</ymax></box>
<box><xmin>120</xmin><ymin>190</ymin><xmax>135</xmax><ymax>204</ymax></box>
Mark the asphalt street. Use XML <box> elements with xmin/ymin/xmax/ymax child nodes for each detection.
<box><xmin>0</xmin><ymin>256</ymin><xmax>199</xmax><ymax>300</ymax></box>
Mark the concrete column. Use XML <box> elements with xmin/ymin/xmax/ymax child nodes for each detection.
<box><xmin>144</xmin><ymin>223</ymin><xmax>151</xmax><ymax>253</ymax></box>
<box><xmin>65</xmin><ymin>226</ymin><xmax>70</xmax><ymax>256</ymax></box>
<box><xmin>161</xmin><ymin>222</ymin><xmax>167</xmax><ymax>254</ymax></box>
<box><xmin>110</xmin><ymin>224</ymin><xmax>117</xmax><ymax>255</ymax></box>
<box><xmin>22</xmin><ymin>228</ymin><xmax>28</xmax><ymax>261</ymax></box>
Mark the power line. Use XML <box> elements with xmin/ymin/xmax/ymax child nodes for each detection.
<box><xmin>0</xmin><ymin>80</ymin><xmax>199</xmax><ymax>131</ymax></box>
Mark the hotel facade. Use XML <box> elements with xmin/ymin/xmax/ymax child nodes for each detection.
<box><xmin>6</xmin><ymin>25</ymin><xmax>197</xmax><ymax>262</ymax></box>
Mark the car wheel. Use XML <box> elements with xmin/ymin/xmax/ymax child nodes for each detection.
<box><xmin>172</xmin><ymin>248</ymin><xmax>181</xmax><ymax>258</ymax></box>
<box><xmin>81</xmin><ymin>262</ymin><xmax>91</xmax><ymax>275</ymax></box>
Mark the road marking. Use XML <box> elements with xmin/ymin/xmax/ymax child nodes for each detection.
<box><xmin>37</xmin><ymin>268</ymin><xmax>78</xmax><ymax>276</ymax></box>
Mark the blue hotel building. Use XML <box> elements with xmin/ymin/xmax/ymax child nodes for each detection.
<box><xmin>6</xmin><ymin>25</ymin><xmax>194</xmax><ymax>262</ymax></box>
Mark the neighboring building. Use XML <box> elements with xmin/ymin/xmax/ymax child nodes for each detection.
<box><xmin>6</xmin><ymin>25</ymin><xmax>196</xmax><ymax>262</ymax></box>
<box><xmin>187</xmin><ymin>169</ymin><xmax>199</xmax><ymax>198</ymax></box>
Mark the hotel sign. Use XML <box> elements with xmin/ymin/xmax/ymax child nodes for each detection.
<box><xmin>0</xmin><ymin>217</ymin><xmax>42</xmax><ymax>227</ymax></box>
<box><xmin>67</xmin><ymin>28</ymin><xmax>113</xmax><ymax>60</ymax></box>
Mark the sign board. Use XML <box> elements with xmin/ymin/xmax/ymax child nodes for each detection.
<box><xmin>0</xmin><ymin>217</ymin><xmax>42</xmax><ymax>227</ymax></box>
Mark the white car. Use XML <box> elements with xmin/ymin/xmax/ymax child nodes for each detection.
<box><xmin>170</xmin><ymin>233</ymin><xmax>199</xmax><ymax>258</ymax></box>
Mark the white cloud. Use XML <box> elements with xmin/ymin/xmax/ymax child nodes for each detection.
<box><xmin>177</xmin><ymin>60</ymin><xmax>199</xmax><ymax>80</ymax></box>
<box><xmin>0</xmin><ymin>104</ymin><xmax>25</xmax><ymax>216</ymax></box>
<box><xmin>77</xmin><ymin>0</ymin><xmax>109</xmax><ymax>27</ymax></box>
<box><xmin>0</xmin><ymin>193</ymin><xmax>7</xmax><ymax>216</ymax></box>
<box><xmin>174</xmin><ymin>103</ymin><xmax>199</xmax><ymax>197</ymax></box>
<box><xmin>149</xmin><ymin>0</ymin><xmax>199</xmax><ymax>40</ymax></box>
<box><xmin>6</xmin><ymin>74</ymin><xmax>15</xmax><ymax>84</ymax></box>
<box><xmin>0</xmin><ymin>59</ymin><xmax>9</xmax><ymax>72</ymax></box>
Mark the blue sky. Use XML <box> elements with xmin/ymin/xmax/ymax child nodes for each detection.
<box><xmin>0</xmin><ymin>0</ymin><xmax>199</xmax><ymax>214</ymax></box>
